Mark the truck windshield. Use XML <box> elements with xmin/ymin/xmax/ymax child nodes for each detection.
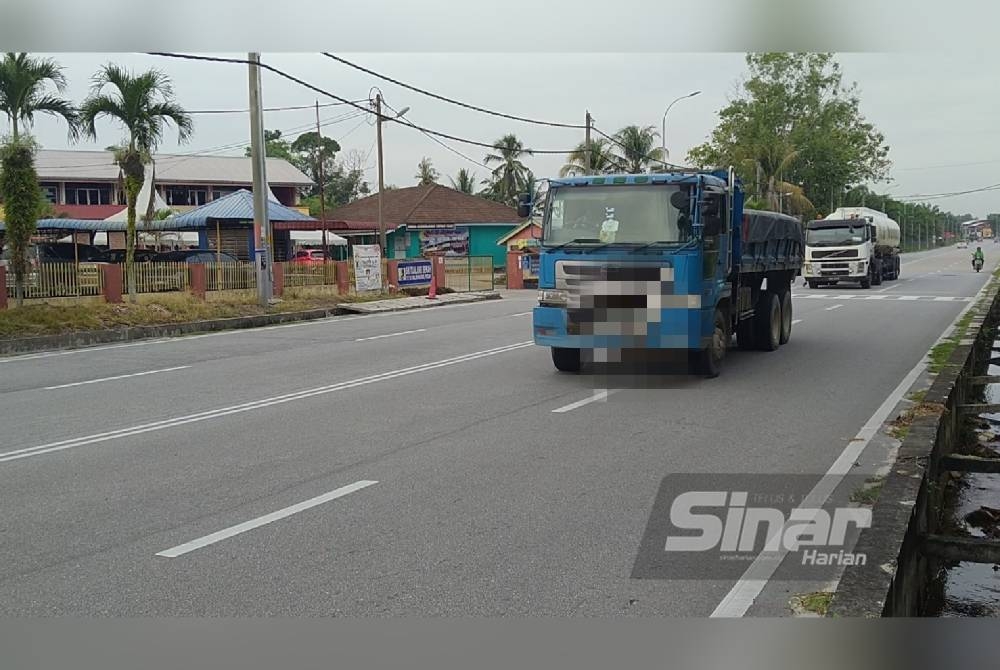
<box><xmin>806</xmin><ymin>224</ymin><xmax>869</xmax><ymax>246</ymax></box>
<box><xmin>543</xmin><ymin>185</ymin><xmax>688</xmax><ymax>246</ymax></box>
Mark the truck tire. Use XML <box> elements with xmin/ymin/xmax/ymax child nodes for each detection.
<box><xmin>807</xmin><ymin>280</ymin><xmax>819</xmax><ymax>289</ymax></box>
<box><xmin>779</xmin><ymin>289</ymin><xmax>793</xmax><ymax>345</ymax></box>
<box><xmin>872</xmin><ymin>259</ymin><xmax>883</xmax><ymax>286</ymax></box>
<box><xmin>893</xmin><ymin>256</ymin><xmax>901</xmax><ymax>280</ymax></box>
<box><xmin>736</xmin><ymin>318</ymin><xmax>755</xmax><ymax>350</ymax></box>
<box><xmin>551</xmin><ymin>347</ymin><xmax>581</xmax><ymax>373</ymax></box>
<box><xmin>754</xmin><ymin>291</ymin><xmax>781</xmax><ymax>351</ymax></box>
<box><xmin>696</xmin><ymin>308</ymin><xmax>728</xmax><ymax>378</ymax></box>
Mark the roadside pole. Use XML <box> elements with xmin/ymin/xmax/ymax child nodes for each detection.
<box><xmin>248</xmin><ymin>52</ymin><xmax>274</xmax><ymax>306</ymax></box>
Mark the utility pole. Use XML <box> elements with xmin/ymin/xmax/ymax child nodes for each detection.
<box><xmin>375</xmin><ymin>93</ymin><xmax>387</xmax><ymax>254</ymax></box>
<box><xmin>248</xmin><ymin>52</ymin><xmax>273</xmax><ymax>306</ymax></box>
<box><xmin>315</xmin><ymin>100</ymin><xmax>328</xmax><ymax>261</ymax></box>
<box><xmin>584</xmin><ymin>110</ymin><xmax>592</xmax><ymax>175</ymax></box>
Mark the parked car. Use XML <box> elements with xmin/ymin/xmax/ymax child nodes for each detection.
<box><xmin>155</xmin><ymin>249</ymin><xmax>240</xmax><ymax>263</ymax></box>
<box><xmin>90</xmin><ymin>249</ymin><xmax>159</xmax><ymax>263</ymax></box>
<box><xmin>958</xmin><ymin>241</ymin><xmax>968</xmax><ymax>249</ymax></box>
<box><xmin>289</xmin><ymin>249</ymin><xmax>328</xmax><ymax>265</ymax></box>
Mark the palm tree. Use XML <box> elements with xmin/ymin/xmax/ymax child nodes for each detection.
<box><xmin>483</xmin><ymin>133</ymin><xmax>533</xmax><ymax>206</ymax></box>
<box><xmin>79</xmin><ymin>64</ymin><xmax>192</xmax><ymax>302</ymax></box>
<box><xmin>415</xmin><ymin>157</ymin><xmax>439</xmax><ymax>185</ymax></box>
<box><xmin>559</xmin><ymin>138</ymin><xmax>622</xmax><ymax>176</ymax></box>
<box><xmin>740</xmin><ymin>142</ymin><xmax>813</xmax><ymax>215</ymax></box>
<box><xmin>449</xmin><ymin>168</ymin><xmax>477</xmax><ymax>194</ymax></box>
<box><xmin>612</xmin><ymin>125</ymin><xmax>663</xmax><ymax>173</ymax></box>
<box><xmin>0</xmin><ymin>52</ymin><xmax>79</xmax><ymax>140</ymax></box>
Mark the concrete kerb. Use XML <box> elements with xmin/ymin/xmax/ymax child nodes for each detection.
<box><xmin>828</xmin><ymin>275</ymin><xmax>1000</xmax><ymax>617</ymax></box>
<box><xmin>0</xmin><ymin>292</ymin><xmax>503</xmax><ymax>357</ymax></box>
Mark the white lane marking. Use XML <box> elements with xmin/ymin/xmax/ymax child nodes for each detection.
<box><xmin>792</xmin><ymin>319</ymin><xmax>803</xmax><ymax>325</ymax></box>
<box><xmin>863</xmin><ymin>295</ymin><xmax>888</xmax><ymax>300</ymax></box>
<box><xmin>552</xmin><ymin>389</ymin><xmax>617</xmax><ymax>413</ymax></box>
<box><xmin>43</xmin><ymin>366</ymin><xmax>190</xmax><ymax>390</ymax></box>
<box><xmin>0</xmin><ymin>342</ymin><xmax>533</xmax><ymax>464</ymax></box>
<box><xmin>824</xmin><ymin>304</ymin><xmax>844</xmax><ymax>311</ymax></box>
<box><xmin>156</xmin><ymin>480</ymin><xmax>378</xmax><ymax>558</ymax></box>
<box><xmin>510</xmin><ymin>311</ymin><xmax>534</xmax><ymax>317</ymax></box>
<box><xmin>933</xmin><ymin>296</ymin><xmax>956</xmax><ymax>302</ymax></box>
<box><xmin>355</xmin><ymin>328</ymin><xmax>426</xmax><ymax>342</ymax></box>
<box><xmin>711</xmin><ymin>259</ymin><xmax>995</xmax><ymax>618</ymax></box>
<box><xmin>0</xmin><ymin>299</ymin><xmax>525</xmax><ymax>364</ymax></box>
<box><xmin>900</xmin><ymin>296</ymin><xmax>920</xmax><ymax>301</ymax></box>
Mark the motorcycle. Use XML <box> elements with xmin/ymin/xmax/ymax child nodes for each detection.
<box><xmin>974</xmin><ymin>257</ymin><xmax>984</xmax><ymax>272</ymax></box>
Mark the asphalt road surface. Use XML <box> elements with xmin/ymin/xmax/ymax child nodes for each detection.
<box><xmin>0</xmin><ymin>245</ymin><xmax>994</xmax><ymax>616</ymax></box>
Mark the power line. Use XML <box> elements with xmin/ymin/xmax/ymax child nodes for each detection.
<box><xmin>146</xmin><ymin>53</ymin><xmax>580</xmax><ymax>155</ymax></box>
<box><xmin>381</xmin><ymin>100</ymin><xmax>490</xmax><ymax>172</ymax></box>
<box><xmin>186</xmin><ymin>100</ymin><xmax>367</xmax><ymax>115</ymax></box>
<box><xmin>896</xmin><ymin>159</ymin><xmax>1000</xmax><ymax>172</ymax></box>
<box><xmin>321</xmin><ymin>52</ymin><xmax>585</xmax><ymax>129</ymax></box>
<box><xmin>590</xmin><ymin>126</ymin><xmax>690</xmax><ymax>172</ymax></box>
<box><xmin>897</xmin><ymin>182</ymin><xmax>1000</xmax><ymax>201</ymax></box>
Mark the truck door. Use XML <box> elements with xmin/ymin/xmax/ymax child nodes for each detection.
<box><xmin>701</xmin><ymin>190</ymin><xmax>730</xmax><ymax>296</ymax></box>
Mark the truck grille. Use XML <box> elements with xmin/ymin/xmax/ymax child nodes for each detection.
<box><xmin>818</xmin><ymin>262</ymin><xmax>850</xmax><ymax>269</ymax></box>
<box><xmin>811</xmin><ymin>249</ymin><xmax>860</xmax><ymax>259</ymax></box>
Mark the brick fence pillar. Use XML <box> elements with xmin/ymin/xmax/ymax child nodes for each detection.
<box><xmin>506</xmin><ymin>251</ymin><xmax>525</xmax><ymax>290</ymax></box>
<box><xmin>273</xmin><ymin>262</ymin><xmax>285</xmax><ymax>297</ymax></box>
<box><xmin>189</xmin><ymin>263</ymin><xmax>206</xmax><ymax>300</ymax></box>
<box><xmin>432</xmin><ymin>256</ymin><xmax>446</xmax><ymax>292</ymax></box>
<box><xmin>386</xmin><ymin>260</ymin><xmax>399</xmax><ymax>291</ymax></box>
<box><xmin>335</xmin><ymin>260</ymin><xmax>350</xmax><ymax>294</ymax></box>
<box><xmin>102</xmin><ymin>264</ymin><xmax>123</xmax><ymax>304</ymax></box>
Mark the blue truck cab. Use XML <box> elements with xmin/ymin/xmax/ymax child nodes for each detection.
<box><xmin>524</xmin><ymin>169</ymin><xmax>803</xmax><ymax>377</ymax></box>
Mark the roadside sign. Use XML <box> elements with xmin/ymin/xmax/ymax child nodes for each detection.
<box><xmin>397</xmin><ymin>260</ymin><xmax>432</xmax><ymax>286</ymax></box>
<box><xmin>352</xmin><ymin>244</ymin><xmax>382</xmax><ymax>292</ymax></box>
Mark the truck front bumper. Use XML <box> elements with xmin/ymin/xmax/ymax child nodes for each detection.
<box><xmin>803</xmin><ymin>261</ymin><xmax>868</xmax><ymax>281</ymax></box>
<box><xmin>532</xmin><ymin>306</ymin><xmax>707</xmax><ymax>350</ymax></box>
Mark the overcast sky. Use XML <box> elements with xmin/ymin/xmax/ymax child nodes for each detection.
<box><xmin>17</xmin><ymin>52</ymin><xmax>1000</xmax><ymax>218</ymax></box>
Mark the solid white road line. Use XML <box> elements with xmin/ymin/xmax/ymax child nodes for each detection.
<box><xmin>824</xmin><ymin>304</ymin><xmax>844</xmax><ymax>311</ymax></box>
<box><xmin>710</xmin><ymin>258</ymin><xmax>996</xmax><ymax>618</ymax></box>
<box><xmin>43</xmin><ymin>366</ymin><xmax>191</xmax><ymax>390</ymax></box>
<box><xmin>155</xmin><ymin>480</ymin><xmax>378</xmax><ymax>558</ymax></box>
<box><xmin>791</xmin><ymin>319</ymin><xmax>803</xmax><ymax>325</ymax></box>
<box><xmin>355</xmin><ymin>329</ymin><xmax>426</xmax><ymax>342</ymax></box>
<box><xmin>0</xmin><ymin>342</ymin><xmax>533</xmax><ymax>464</ymax></box>
<box><xmin>510</xmin><ymin>311</ymin><xmax>534</xmax><ymax>317</ymax></box>
<box><xmin>552</xmin><ymin>389</ymin><xmax>617</xmax><ymax>413</ymax></box>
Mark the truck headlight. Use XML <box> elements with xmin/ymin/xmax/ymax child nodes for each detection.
<box><xmin>538</xmin><ymin>289</ymin><xmax>568</xmax><ymax>306</ymax></box>
<box><xmin>804</xmin><ymin>263</ymin><xmax>814</xmax><ymax>274</ymax></box>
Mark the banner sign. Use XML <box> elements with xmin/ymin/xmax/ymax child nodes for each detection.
<box><xmin>419</xmin><ymin>228</ymin><xmax>469</xmax><ymax>256</ymax></box>
<box><xmin>397</xmin><ymin>260</ymin><xmax>433</xmax><ymax>286</ymax></box>
<box><xmin>352</xmin><ymin>244</ymin><xmax>383</xmax><ymax>292</ymax></box>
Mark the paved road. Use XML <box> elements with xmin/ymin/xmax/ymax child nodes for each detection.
<box><xmin>0</xmin><ymin>245</ymin><xmax>993</xmax><ymax>616</ymax></box>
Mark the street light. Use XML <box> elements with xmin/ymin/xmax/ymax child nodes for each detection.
<box><xmin>660</xmin><ymin>90</ymin><xmax>701</xmax><ymax>166</ymax></box>
<box><xmin>375</xmin><ymin>94</ymin><xmax>410</xmax><ymax>254</ymax></box>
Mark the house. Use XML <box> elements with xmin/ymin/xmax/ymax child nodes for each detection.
<box><xmin>32</xmin><ymin>149</ymin><xmax>313</xmax><ymax>220</ymax></box>
<box><xmin>322</xmin><ymin>183</ymin><xmax>526</xmax><ymax>267</ymax></box>
<box><xmin>496</xmin><ymin>220</ymin><xmax>542</xmax><ymax>252</ymax></box>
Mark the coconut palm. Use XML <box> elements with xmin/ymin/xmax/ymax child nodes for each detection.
<box><xmin>449</xmin><ymin>168</ymin><xmax>477</xmax><ymax>194</ymax></box>
<box><xmin>739</xmin><ymin>142</ymin><xmax>814</xmax><ymax>216</ymax></box>
<box><xmin>612</xmin><ymin>125</ymin><xmax>664</xmax><ymax>173</ymax></box>
<box><xmin>415</xmin><ymin>157</ymin><xmax>439</xmax><ymax>185</ymax></box>
<box><xmin>483</xmin><ymin>133</ymin><xmax>533</xmax><ymax>206</ymax></box>
<box><xmin>559</xmin><ymin>138</ymin><xmax>622</xmax><ymax>176</ymax></box>
<box><xmin>79</xmin><ymin>64</ymin><xmax>192</xmax><ymax>301</ymax></box>
<box><xmin>0</xmin><ymin>52</ymin><xmax>79</xmax><ymax>140</ymax></box>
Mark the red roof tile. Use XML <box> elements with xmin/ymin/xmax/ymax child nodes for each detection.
<box><xmin>325</xmin><ymin>184</ymin><xmax>524</xmax><ymax>227</ymax></box>
<box><xmin>53</xmin><ymin>204</ymin><xmax>126</xmax><ymax>220</ymax></box>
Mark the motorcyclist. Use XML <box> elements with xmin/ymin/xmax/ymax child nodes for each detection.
<box><xmin>973</xmin><ymin>246</ymin><xmax>985</xmax><ymax>270</ymax></box>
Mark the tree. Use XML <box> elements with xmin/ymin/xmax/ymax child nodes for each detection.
<box><xmin>559</xmin><ymin>138</ymin><xmax>622</xmax><ymax>176</ymax></box>
<box><xmin>0</xmin><ymin>138</ymin><xmax>44</xmax><ymax>306</ymax></box>
<box><xmin>612</xmin><ymin>125</ymin><xmax>663</xmax><ymax>173</ymax></box>
<box><xmin>0</xmin><ymin>53</ymin><xmax>79</xmax><ymax>141</ymax></box>
<box><xmin>415</xmin><ymin>157</ymin><xmax>439</xmax><ymax>185</ymax></box>
<box><xmin>288</xmin><ymin>131</ymin><xmax>341</xmax><ymax>198</ymax></box>
<box><xmin>79</xmin><ymin>64</ymin><xmax>193</xmax><ymax>302</ymax></box>
<box><xmin>688</xmin><ymin>53</ymin><xmax>890</xmax><ymax>214</ymax></box>
<box><xmin>483</xmin><ymin>133</ymin><xmax>533</xmax><ymax>206</ymax></box>
<box><xmin>449</xmin><ymin>168</ymin><xmax>477</xmax><ymax>194</ymax></box>
<box><xmin>244</xmin><ymin>129</ymin><xmax>294</xmax><ymax>161</ymax></box>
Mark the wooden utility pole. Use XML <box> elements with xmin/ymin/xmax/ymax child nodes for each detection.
<box><xmin>584</xmin><ymin>110</ymin><xmax>592</xmax><ymax>175</ymax></box>
<box><xmin>376</xmin><ymin>93</ymin><xmax>387</xmax><ymax>253</ymax></box>
<box><xmin>248</xmin><ymin>52</ymin><xmax>273</xmax><ymax>306</ymax></box>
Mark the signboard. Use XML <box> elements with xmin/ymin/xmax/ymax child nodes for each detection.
<box><xmin>419</xmin><ymin>227</ymin><xmax>469</xmax><ymax>256</ymax></box>
<box><xmin>352</xmin><ymin>244</ymin><xmax>383</xmax><ymax>292</ymax></box>
<box><xmin>397</xmin><ymin>260</ymin><xmax>433</xmax><ymax>286</ymax></box>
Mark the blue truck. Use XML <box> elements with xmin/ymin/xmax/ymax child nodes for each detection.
<box><xmin>519</xmin><ymin>169</ymin><xmax>803</xmax><ymax>377</ymax></box>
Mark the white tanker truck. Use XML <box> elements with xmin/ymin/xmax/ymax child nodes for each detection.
<box><xmin>803</xmin><ymin>207</ymin><xmax>902</xmax><ymax>289</ymax></box>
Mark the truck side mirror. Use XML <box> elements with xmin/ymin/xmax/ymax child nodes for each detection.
<box><xmin>670</xmin><ymin>190</ymin><xmax>689</xmax><ymax>211</ymax></box>
<box><xmin>516</xmin><ymin>193</ymin><xmax>532</xmax><ymax>219</ymax></box>
<box><xmin>703</xmin><ymin>216</ymin><xmax>722</xmax><ymax>237</ymax></box>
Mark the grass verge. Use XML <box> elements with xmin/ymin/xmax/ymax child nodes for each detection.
<box><xmin>790</xmin><ymin>592</ymin><xmax>834</xmax><ymax>616</ymax></box>
<box><xmin>0</xmin><ymin>289</ymin><xmax>446</xmax><ymax>339</ymax></box>
<box><xmin>850</xmin><ymin>476</ymin><xmax>886</xmax><ymax>505</ymax></box>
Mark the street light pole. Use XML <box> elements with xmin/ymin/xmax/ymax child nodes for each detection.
<box><xmin>374</xmin><ymin>94</ymin><xmax>410</xmax><ymax>255</ymax></box>
<box><xmin>660</xmin><ymin>90</ymin><xmax>700</xmax><ymax>166</ymax></box>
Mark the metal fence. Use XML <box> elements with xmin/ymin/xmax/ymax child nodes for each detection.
<box><xmin>284</xmin><ymin>263</ymin><xmax>337</xmax><ymax>287</ymax></box>
<box><xmin>127</xmin><ymin>262</ymin><xmax>189</xmax><ymax>293</ymax></box>
<box><xmin>442</xmin><ymin>256</ymin><xmax>495</xmax><ymax>292</ymax></box>
<box><xmin>5</xmin><ymin>263</ymin><xmax>104</xmax><ymax>299</ymax></box>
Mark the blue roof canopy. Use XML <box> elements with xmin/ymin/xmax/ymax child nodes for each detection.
<box><xmin>0</xmin><ymin>218</ymin><xmax>127</xmax><ymax>232</ymax></box>
<box><xmin>167</xmin><ymin>189</ymin><xmax>315</xmax><ymax>230</ymax></box>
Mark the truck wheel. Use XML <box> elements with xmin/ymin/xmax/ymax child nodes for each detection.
<box><xmin>860</xmin><ymin>273</ymin><xmax>871</xmax><ymax>289</ymax></box>
<box><xmin>872</xmin><ymin>259</ymin><xmax>883</xmax><ymax>286</ymax></box>
<box><xmin>697</xmin><ymin>308</ymin><xmax>728</xmax><ymax>377</ymax></box>
<box><xmin>807</xmin><ymin>280</ymin><xmax>819</xmax><ymax>289</ymax></box>
<box><xmin>551</xmin><ymin>347</ymin><xmax>581</xmax><ymax>373</ymax></box>
<box><xmin>893</xmin><ymin>256</ymin><xmax>901</xmax><ymax>280</ymax></box>
<box><xmin>754</xmin><ymin>291</ymin><xmax>781</xmax><ymax>352</ymax></box>
<box><xmin>736</xmin><ymin>318</ymin><xmax>755</xmax><ymax>350</ymax></box>
<box><xmin>779</xmin><ymin>289</ymin><xmax>793</xmax><ymax>345</ymax></box>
